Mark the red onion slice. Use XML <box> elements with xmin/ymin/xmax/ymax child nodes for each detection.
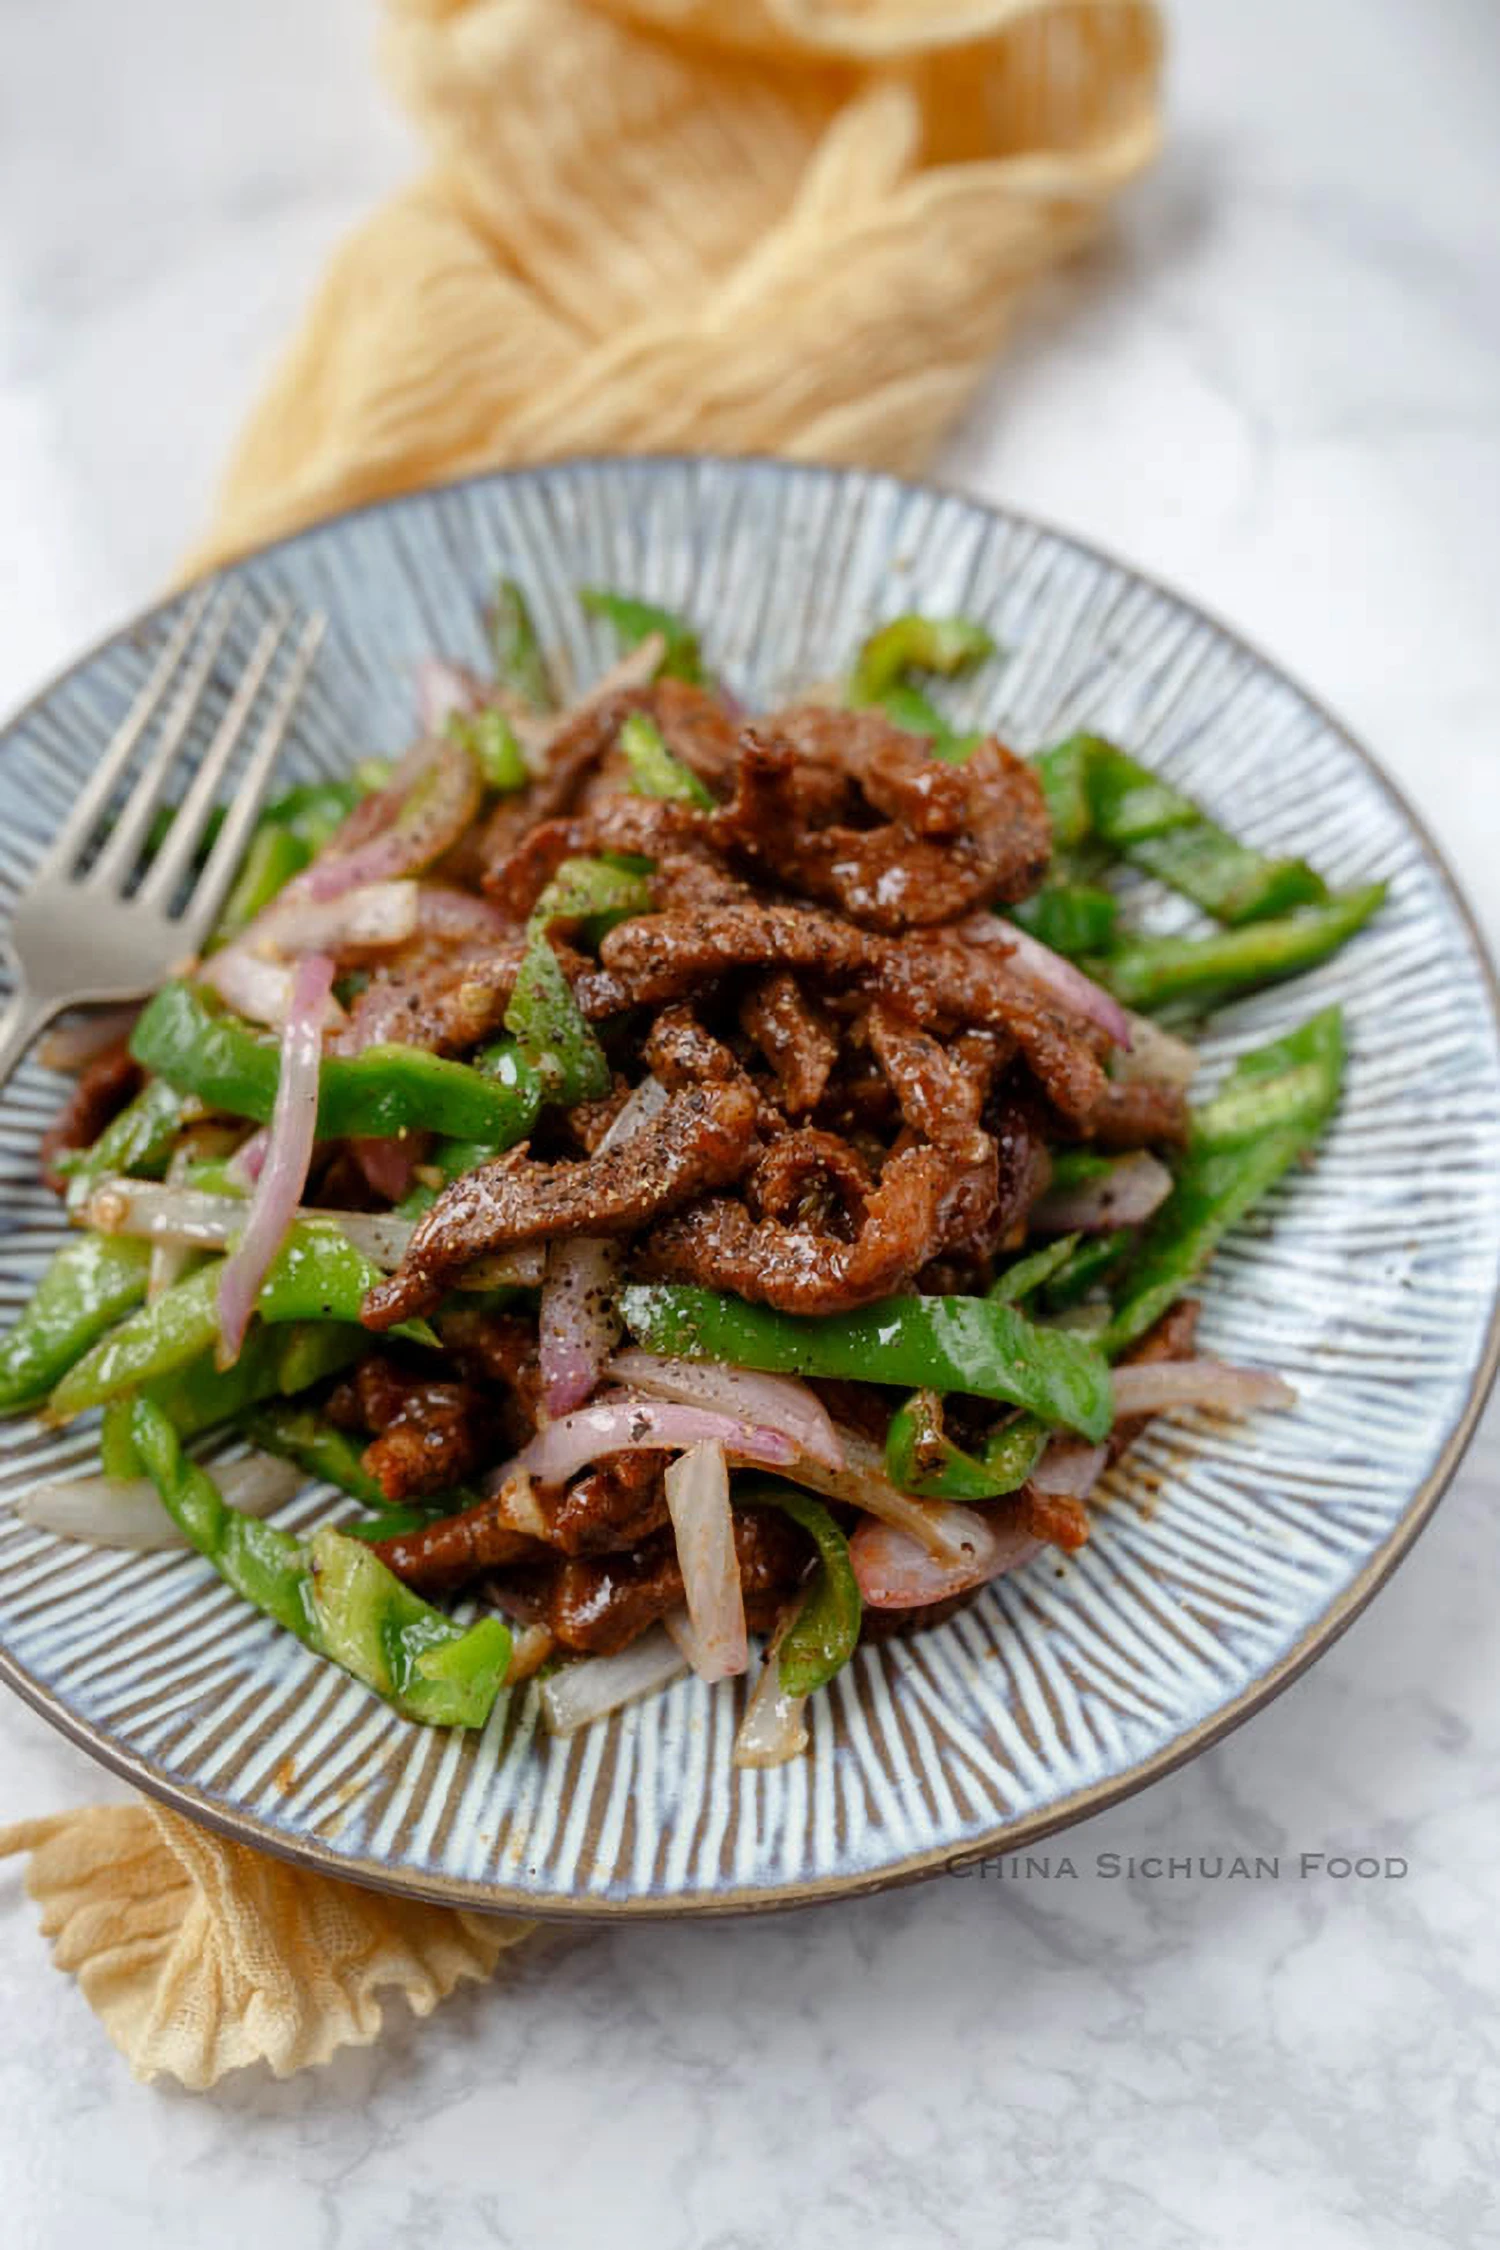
<box><xmin>350</xmin><ymin>1135</ymin><xmax>421</xmax><ymax>1205</ymax></box>
<box><xmin>251</xmin><ymin>880</ymin><xmax>420</xmax><ymax>959</ymax></box>
<box><xmin>1033</xmin><ymin>1150</ymin><xmax>1174</xmax><ymax>1235</ymax></box>
<box><xmin>732</xmin><ymin>1644</ymin><xmax>809</xmax><ymax>1769</ymax></box>
<box><xmin>851</xmin><ymin>1500</ymin><xmax>1043</xmax><ymax>1609</ymax></box>
<box><xmin>495</xmin><ymin>1402</ymin><xmax>796</xmax><ymax>1491</ymax></box>
<box><xmin>295</xmin><ymin>735</ymin><xmax>482</xmax><ymax>906</ymax></box>
<box><xmin>415</xmin><ymin>885</ymin><xmax>516</xmax><ymax>945</ymax></box>
<box><xmin>18</xmin><ymin>1451</ymin><xmax>304</xmax><ymax>1551</ymax></box>
<box><xmin>416</xmin><ymin>656</ymin><xmax>484</xmax><ymax>732</ymax></box>
<box><xmin>539</xmin><ymin>1238</ymin><xmax>624</xmax><ymax>1418</ymax></box>
<box><xmin>540</xmin><ymin>1628</ymin><xmax>689</xmax><ymax>1735</ymax></box>
<box><xmin>775</xmin><ymin>1430</ymin><xmax>969</xmax><ymax>1562</ymax></box>
<box><xmin>608</xmin><ymin>1348</ymin><xmax>843</xmax><ymax>1471</ymax></box>
<box><xmin>1109</xmin><ymin>1360</ymin><xmax>1297</xmax><ymax>1418</ymax></box>
<box><xmin>960</xmin><ymin>914</ymin><xmax>1132</xmax><ymax>1049</ymax></box>
<box><xmin>1029</xmin><ymin>1438</ymin><xmax>1109</xmax><ymax>1497</ymax></box>
<box><xmin>215</xmin><ymin>954</ymin><xmax>332</xmax><ymax>1367</ymax></box>
<box><xmin>1114</xmin><ymin>1012</ymin><xmax>1199</xmax><ymax>1087</ymax></box>
<box><xmin>664</xmin><ymin>1441</ymin><xmax>748</xmax><ymax>1682</ymax></box>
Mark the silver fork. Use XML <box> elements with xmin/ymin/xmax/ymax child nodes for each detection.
<box><xmin>0</xmin><ymin>588</ymin><xmax>326</xmax><ymax>1085</ymax></box>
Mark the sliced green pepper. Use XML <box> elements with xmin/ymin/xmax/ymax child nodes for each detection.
<box><xmin>579</xmin><ymin>589</ymin><xmax>703</xmax><ymax>683</ymax></box>
<box><xmin>449</xmin><ymin>707</ymin><xmax>528</xmax><ymax>795</ymax></box>
<box><xmin>1008</xmin><ymin>884</ymin><xmax>1118</xmax><ymax>960</ymax></box>
<box><xmin>987</xmin><ymin>1234</ymin><xmax>1083</xmax><ymax>1304</ymax></box>
<box><xmin>132</xmin><ymin>982</ymin><xmax>541</xmax><ymax>1143</ymax></box>
<box><xmin>56</xmin><ymin>1078</ymin><xmax>185</xmax><ymax>1211</ymax></box>
<box><xmin>1097</xmin><ymin>886</ymin><xmax>1385</xmax><ymax>1011</ymax></box>
<box><xmin>501</xmin><ymin>932</ymin><xmax>610</xmax><ymax>1105</ymax></box>
<box><xmin>0</xmin><ymin>1234</ymin><xmax>152</xmax><ymax>1414</ymax></box>
<box><xmin>215</xmin><ymin>823</ymin><xmax>309</xmax><ymax>939</ymax></box>
<box><xmin>243</xmin><ymin>1404</ymin><xmax>387</xmax><ymax>1507</ymax></box>
<box><xmin>849</xmin><ymin>614</ymin><xmax>995</xmax><ymax>704</ymax></box>
<box><xmin>1035</xmin><ymin>734</ymin><xmax>1329</xmax><ymax>925</ymax></box>
<box><xmin>738</xmin><ymin>1484</ymin><xmax>861</xmax><ymax>1693</ymax></box>
<box><xmin>50</xmin><ymin>1221</ymin><xmax>433</xmax><ymax>1418</ymax></box>
<box><xmin>148</xmin><ymin>1322</ymin><xmax>366</xmax><ymax>1437</ymax></box>
<box><xmin>1039</xmin><ymin>1229</ymin><xmax>1134</xmax><ymax>1312</ymax></box>
<box><xmin>530</xmin><ymin>854</ymin><xmax>651</xmax><ymax>946</ymax></box>
<box><xmin>884</xmin><ymin>1392</ymin><xmax>1046</xmax><ymax>1501</ymax></box>
<box><xmin>618</xmin><ymin>711</ymin><xmax>714</xmax><ymax>808</ymax></box>
<box><xmin>620</xmin><ymin>1283</ymin><xmax>1114</xmax><ymax>1441</ymax></box>
<box><xmin>489</xmin><ymin>577</ymin><xmax>554</xmax><ymax>709</ymax></box>
<box><xmin>1105</xmin><ymin>1007</ymin><xmax>1345</xmax><ymax>1352</ymax></box>
<box><xmin>126</xmin><ymin>1398</ymin><xmax>511</xmax><ymax>1728</ymax></box>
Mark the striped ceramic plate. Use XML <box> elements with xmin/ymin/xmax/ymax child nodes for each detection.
<box><xmin>1</xmin><ymin>459</ymin><xmax>1497</xmax><ymax>1915</ymax></box>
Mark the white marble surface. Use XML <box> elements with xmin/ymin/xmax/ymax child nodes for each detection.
<box><xmin>2</xmin><ymin>1</ymin><xmax>1498</xmax><ymax>2243</ymax></box>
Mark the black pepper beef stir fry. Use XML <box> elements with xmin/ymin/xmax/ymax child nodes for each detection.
<box><xmin>4</xmin><ymin>586</ymin><xmax>1380</xmax><ymax>1756</ymax></box>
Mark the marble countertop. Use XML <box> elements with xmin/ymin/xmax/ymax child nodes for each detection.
<box><xmin>2</xmin><ymin>2</ymin><xmax>1497</xmax><ymax>2243</ymax></box>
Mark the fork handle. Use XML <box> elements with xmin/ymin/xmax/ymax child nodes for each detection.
<box><xmin>0</xmin><ymin>985</ymin><xmax>61</xmax><ymax>1088</ymax></box>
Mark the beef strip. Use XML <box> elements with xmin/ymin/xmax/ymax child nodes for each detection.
<box><xmin>362</xmin><ymin>1074</ymin><xmax>760</xmax><ymax>1327</ymax></box>
<box><xmin>503</xmin><ymin>1508</ymin><xmax>810</xmax><ymax>1656</ymax></box>
<box><xmin>642</xmin><ymin>1131</ymin><xmax>996</xmax><ymax>1316</ymax></box>
<box><xmin>707</xmin><ymin>716</ymin><xmax>1050</xmax><ymax>929</ymax></box>
<box><xmin>324</xmin><ymin>1355</ymin><xmax>495</xmax><ymax>1502</ymax></box>
<box><xmin>40</xmin><ymin>1044</ymin><xmax>143</xmax><ymax>1192</ymax></box>
<box><xmin>599</xmin><ymin>901</ymin><xmax>876</xmax><ymax>1004</ymax></box>
<box><xmin>739</xmin><ymin>973</ymin><xmax>838</xmax><ymax>1115</ymax></box>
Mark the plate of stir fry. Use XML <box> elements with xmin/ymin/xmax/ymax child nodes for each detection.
<box><xmin>1</xmin><ymin>460</ymin><xmax>1496</xmax><ymax>1913</ymax></box>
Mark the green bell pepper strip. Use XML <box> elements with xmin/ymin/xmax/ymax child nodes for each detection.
<box><xmin>489</xmin><ymin>577</ymin><xmax>554</xmax><ymax>709</ymax></box>
<box><xmin>56</xmin><ymin>1078</ymin><xmax>185</xmax><ymax>1211</ymax></box>
<box><xmin>1096</xmin><ymin>885</ymin><xmax>1385</xmax><ymax>1011</ymax></box>
<box><xmin>618</xmin><ymin>711</ymin><xmax>714</xmax><ymax>808</ymax></box>
<box><xmin>50</xmin><ymin>1221</ymin><xmax>434</xmax><ymax>1418</ymax></box>
<box><xmin>1105</xmin><ymin>1007</ymin><xmax>1345</xmax><ymax>1353</ymax></box>
<box><xmin>99</xmin><ymin>1396</ymin><xmax>140</xmax><ymax>1482</ymax></box>
<box><xmin>738</xmin><ymin>1484</ymin><xmax>861</xmax><ymax>1694</ymax></box>
<box><xmin>579</xmin><ymin>588</ymin><xmax>704</xmax><ymax>683</ymax></box>
<box><xmin>126</xmin><ymin>1398</ymin><xmax>511</xmax><ymax>1728</ymax></box>
<box><xmin>147</xmin><ymin>1323</ymin><xmax>366</xmax><ymax>1437</ymax></box>
<box><xmin>215</xmin><ymin>823</ymin><xmax>309</xmax><ymax>939</ymax></box>
<box><xmin>620</xmin><ymin>1283</ymin><xmax>1114</xmax><ymax>1441</ymax></box>
<box><xmin>501</xmin><ymin>933</ymin><xmax>611</xmax><ymax>1105</ymax></box>
<box><xmin>448</xmin><ymin>707</ymin><xmax>528</xmax><ymax>794</ymax></box>
<box><xmin>987</xmin><ymin>1234</ymin><xmax>1082</xmax><ymax>1304</ymax></box>
<box><xmin>884</xmin><ymin>1392</ymin><xmax>1047</xmax><ymax>1502</ymax></box>
<box><xmin>849</xmin><ymin>614</ymin><xmax>995</xmax><ymax>704</ymax></box>
<box><xmin>0</xmin><ymin>1234</ymin><xmax>153</xmax><ymax>1414</ymax></box>
<box><xmin>132</xmin><ymin>982</ymin><xmax>541</xmax><ymax>1143</ymax></box>
<box><xmin>530</xmin><ymin>854</ymin><xmax>652</xmax><ymax>946</ymax></box>
<box><xmin>1034</xmin><ymin>734</ymin><xmax>1329</xmax><ymax>924</ymax></box>
<box><xmin>1008</xmin><ymin>884</ymin><xmax>1118</xmax><ymax>960</ymax></box>
<box><xmin>343</xmin><ymin>1506</ymin><xmax>434</xmax><ymax>1544</ymax></box>
<box><xmin>854</xmin><ymin>677</ymin><xmax>982</xmax><ymax>764</ymax></box>
<box><xmin>1039</xmin><ymin>1229</ymin><xmax>1134</xmax><ymax>1312</ymax></box>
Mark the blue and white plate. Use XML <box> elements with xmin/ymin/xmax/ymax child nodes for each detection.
<box><xmin>1</xmin><ymin>458</ymin><xmax>1497</xmax><ymax>1915</ymax></box>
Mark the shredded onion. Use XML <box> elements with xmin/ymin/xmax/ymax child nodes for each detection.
<box><xmin>216</xmin><ymin>954</ymin><xmax>332</xmax><ymax>1367</ymax></box>
<box><xmin>1114</xmin><ymin>1011</ymin><xmax>1200</xmax><ymax>1087</ymax></box>
<box><xmin>732</xmin><ymin>1633</ymin><xmax>810</xmax><ymax>1770</ymax></box>
<box><xmin>416</xmin><ymin>885</ymin><xmax>515</xmax><ymax>945</ymax></box>
<box><xmin>200</xmin><ymin>948</ymin><xmax>302</xmax><ymax>1032</ymax></box>
<box><xmin>502</xmin><ymin>1622</ymin><xmax>556</xmax><ymax>1684</ymax></box>
<box><xmin>38</xmin><ymin>1007</ymin><xmax>140</xmax><ymax>1073</ymax></box>
<box><xmin>960</xmin><ymin>914</ymin><xmax>1132</xmax><ymax>1049</ymax></box>
<box><xmin>1029</xmin><ymin>1438</ymin><xmax>1109</xmax><ymax>1498</ymax></box>
<box><xmin>295</xmin><ymin>735</ymin><xmax>482</xmax><ymax>905</ymax></box>
<box><xmin>1110</xmin><ymin>1360</ymin><xmax>1297</xmax><ymax>1418</ymax></box>
<box><xmin>19</xmin><ymin>1451</ymin><xmax>303</xmax><ymax>1550</ymax></box>
<box><xmin>534</xmin><ymin>1083</ymin><xmax>673</xmax><ymax>1417</ymax></box>
<box><xmin>498</xmin><ymin>1401</ymin><xmax>796</xmax><ymax>1491</ymax></box>
<box><xmin>417</xmin><ymin>656</ymin><xmax>482</xmax><ymax>732</ymax></box>
<box><xmin>663</xmin><ymin>1441</ymin><xmax>747</xmax><ymax>1682</ymax></box>
<box><xmin>540</xmin><ymin>1628</ymin><xmax>689</xmax><ymax>1735</ymax></box>
<box><xmin>1033</xmin><ymin>1150</ymin><xmax>1174</xmax><ymax>1235</ymax></box>
<box><xmin>250</xmin><ymin>880</ymin><xmax>420</xmax><ymax>959</ymax></box>
<box><xmin>608</xmin><ymin>1348</ymin><xmax>843</xmax><ymax>1471</ymax></box>
<box><xmin>539</xmin><ymin>1237</ymin><xmax>623</xmax><ymax>1418</ymax></box>
<box><xmin>851</xmin><ymin>1500</ymin><xmax>1043</xmax><ymax>1609</ymax></box>
<box><xmin>350</xmin><ymin>1135</ymin><xmax>420</xmax><ymax>1204</ymax></box>
<box><xmin>227</xmin><ymin>1128</ymin><xmax>267</xmax><ymax>1189</ymax></box>
<box><xmin>775</xmin><ymin>1429</ymin><xmax>968</xmax><ymax>1561</ymax></box>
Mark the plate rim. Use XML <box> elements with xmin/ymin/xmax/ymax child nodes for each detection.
<box><xmin>2</xmin><ymin>451</ymin><xmax>1497</xmax><ymax>1920</ymax></box>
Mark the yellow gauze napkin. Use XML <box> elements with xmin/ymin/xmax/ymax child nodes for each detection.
<box><xmin>190</xmin><ymin>0</ymin><xmax>1163</xmax><ymax>571</ymax></box>
<box><xmin>5</xmin><ymin>0</ymin><xmax>1163</xmax><ymax>2090</ymax></box>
